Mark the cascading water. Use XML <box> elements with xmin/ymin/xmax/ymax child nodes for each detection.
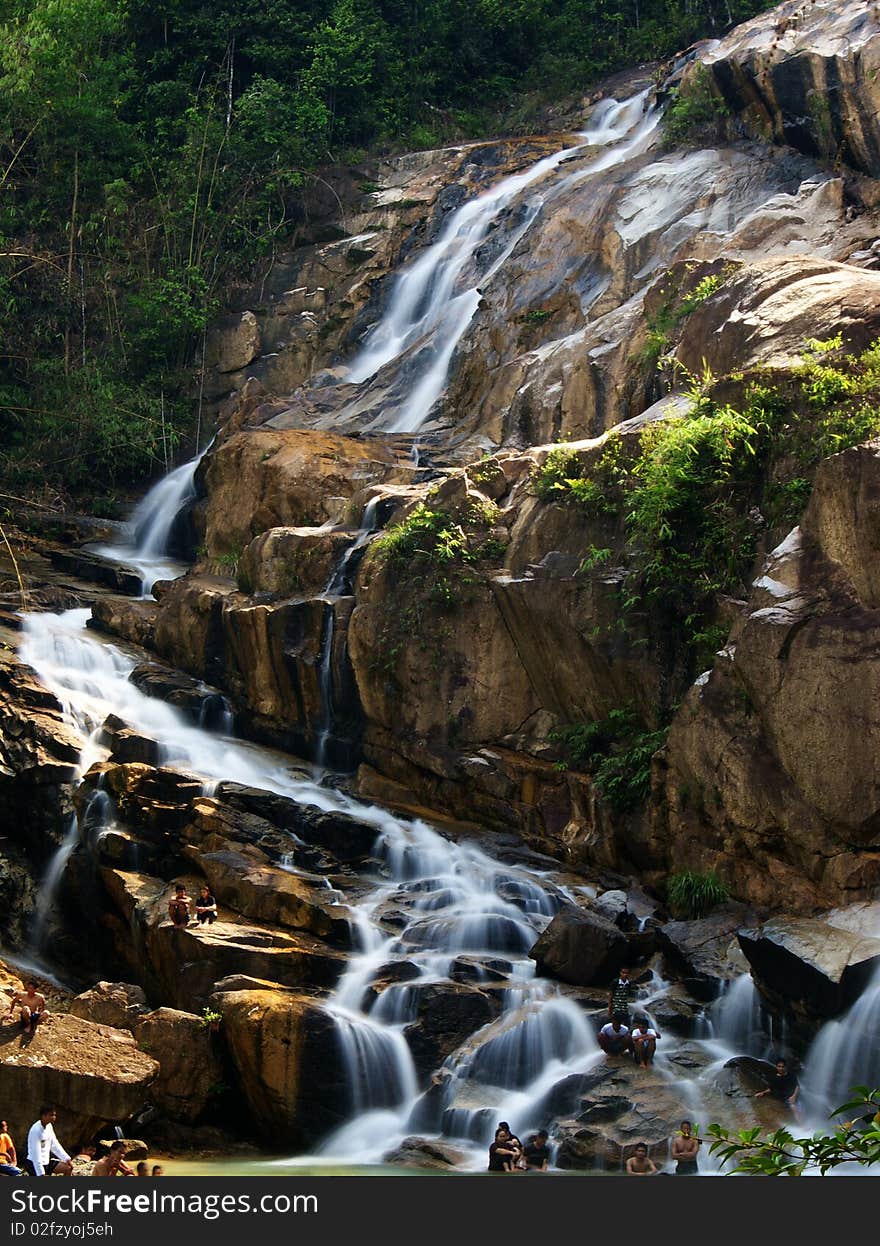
<box><xmin>344</xmin><ymin>92</ymin><xmax>659</xmax><ymax>434</ymax></box>
<box><xmin>29</xmin><ymin>815</ymin><xmax>81</xmax><ymax>955</ymax></box>
<box><xmin>314</xmin><ymin>497</ymin><xmax>381</xmax><ymax>768</ymax></box>
<box><xmin>91</xmin><ymin>452</ymin><xmax>202</xmax><ymax>595</ymax></box>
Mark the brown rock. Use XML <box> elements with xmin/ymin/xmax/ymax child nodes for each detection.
<box><xmin>0</xmin><ymin>1010</ymin><xmax>158</xmax><ymax>1153</ymax></box>
<box><xmin>131</xmin><ymin>1008</ymin><xmax>224</xmax><ymax>1123</ymax></box>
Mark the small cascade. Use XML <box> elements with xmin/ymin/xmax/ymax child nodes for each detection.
<box><xmin>802</xmin><ymin>960</ymin><xmax>880</xmax><ymax>1117</ymax></box>
<box><xmin>344</xmin><ymin>92</ymin><xmax>658</xmax><ymax>433</ymax></box>
<box><xmin>313</xmin><ymin>498</ymin><xmax>382</xmax><ymax>768</ymax></box>
<box><xmin>29</xmin><ymin>816</ymin><xmax>80</xmax><ymax>954</ymax></box>
<box><xmin>329</xmin><ymin>1008</ymin><xmax>419</xmax><ymax>1115</ymax></box>
<box><xmin>708</xmin><ymin>974</ymin><xmax>783</xmax><ymax>1059</ymax></box>
<box><xmin>91</xmin><ymin>451</ymin><xmax>203</xmax><ymax>595</ymax></box>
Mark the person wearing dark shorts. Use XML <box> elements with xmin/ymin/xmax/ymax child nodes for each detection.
<box><xmin>168</xmin><ymin>883</ymin><xmax>191</xmax><ymax>927</ymax></box>
<box><xmin>671</xmin><ymin>1120</ymin><xmax>701</xmax><ymax>1175</ymax></box>
<box><xmin>195</xmin><ymin>886</ymin><xmax>218</xmax><ymax>925</ymax></box>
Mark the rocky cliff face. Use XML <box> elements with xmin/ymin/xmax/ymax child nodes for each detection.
<box><xmin>77</xmin><ymin>0</ymin><xmax>880</xmax><ymax>916</ymax></box>
<box><xmin>5</xmin><ymin>0</ymin><xmax>880</xmax><ymax>1166</ymax></box>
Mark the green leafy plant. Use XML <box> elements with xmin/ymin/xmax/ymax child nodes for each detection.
<box><xmin>708</xmin><ymin>1088</ymin><xmax>880</xmax><ymax>1175</ymax></box>
<box><xmin>553</xmin><ymin>707</ymin><xmax>668</xmax><ymax>813</ymax></box>
<box><xmin>662</xmin><ymin>65</ymin><xmax>731</xmax><ymax>148</ymax></box>
<box><xmin>200</xmin><ymin>1006</ymin><xmax>222</xmax><ymax>1030</ymax></box>
<box><xmin>666</xmin><ymin>869</ymin><xmax>730</xmax><ymax>918</ymax></box>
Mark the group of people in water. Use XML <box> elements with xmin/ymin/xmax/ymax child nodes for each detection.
<box><xmin>0</xmin><ymin>1105</ymin><xmax>164</xmax><ymax>1177</ymax></box>
<box><xmin>487</xmin><ymin>966</ymin><xmax>805</xmax><ymax>1175</ymax></box>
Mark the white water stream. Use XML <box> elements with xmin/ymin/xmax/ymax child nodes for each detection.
<box><xmin>345</xmin><ymin>92</ymin><xmax>659</xmax><ymax>433</ymax></box>
<box><xmin>13</xmin><ymin>83</ymin><xmax>878</xmax><ymax>1170</ymax></box>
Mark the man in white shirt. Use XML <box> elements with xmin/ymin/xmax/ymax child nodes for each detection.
<box><xmin>598</xmin><ymin>1016</ymin><xmax>631</xmax><ymax>1057</ymax></box>
<box><xmin>631</xmin><ymin>1018</ymin><xmax>661</xmax><ymax>1068</ymax></box>
<box><xmin>26</xmin><ymin>1106</ymin><xmax>73</xmax><ymax>1176</ymax></box>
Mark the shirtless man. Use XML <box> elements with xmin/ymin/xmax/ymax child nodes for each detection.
<box><xmin>625</xmin><ymin>1143</ymin><xmax>657</xmax><ymax>1175</ymax></box>
<box><xmin>167</xmin><ymin>883</ymin><xmax>191</xmax><ymax>927</ymax></box>
<box><xmin>671</xmin><ymin>1120</ymin><xmax>701</xmax><ymax>1175</ymax></box>
<box><xmin>6</xmin><ymin>982</ymin><xmax>49</xmax><ymax>1034</ymax></box>
<box><xmin>91</xmin><ymin>1142</ymin><xmax>132</xmax><ymax>1177</ymax></box>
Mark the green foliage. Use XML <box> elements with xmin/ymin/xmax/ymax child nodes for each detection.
<box><xmin>709</xmin><ymin>1089</ymin><xmax>880</xmax><ymax>1175</ymax></box>
<box><xmin>553</xmin><ymin>707</ymin><xmax>668</xmax><ymax>812</ymax></box>
<box><xmin>532</xmin><ymin>434</ymin><xmax>623</xmax><ymax>513</ymax></box>
<box><xmin>0</xmin><ymin>0</ymin><xmax>783</xmax><ymax>504</ymax></box>
<box><xmin>662</xmin><ymin>64</ymin><xmax>730</xmax><ymax>148</ymax></box>
<box><xmin>373</xmin><ymin>503</ymin><xmax>472</xmax><ymax>568</ymax></box>
<box><xmin>666</xmin><ymin>869</ymin><xmax>730</xmax><ymax>918</ymax></box>
<box><xmin>200</xmin><ymin>1006</ymin><xmax>222</xmax><ymax>1028</ymax></box>
<box><xmin>639</xmin><ymin>268</ymin><xmax>727</xmax><ymax>367</ymax></box>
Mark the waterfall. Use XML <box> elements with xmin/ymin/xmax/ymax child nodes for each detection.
<box><xmin>29</xmin><ymin>816</ymin><xmax>80</xmax><ymax>954</ymax></box>
<box><xmin>344</xmin><ymin>92</ymin><xmax>659</xmax><ymax>434</ymax></box>
<box><xmin>313</xmin><ymin>497</ymin><xmax>381</xmax><ymax>768</ymax></box>
<box><xmin>90</xmin><ymin>452</ymin><xmax>202</xmax><ymax>595</ymax></box>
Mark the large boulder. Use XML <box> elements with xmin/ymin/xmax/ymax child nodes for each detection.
<box><xmin>0</xmin><ymin>1009</ymin><xmax>158</xmax><ymax>1151</ymax></box>
<box><xmin>198</xmin><ymin>429</ymin><xmax>397</xmax><ymax>558</ymax></box>
<box><xmin>131</xmin><ymin>1008</ymin><xmax>225</xmax><ymax>1124</ymax></box>
<box><xmin>69</xmin><ymin>982</ymin><xmax>148</xmax><ymax>1030</ymax></box>
<box><xmin>738</xmin><ymin>918</ymin><xmax>880</xmax><ymax>1021</ymax></box>
<box><xmin>401</xmin><ymin>983</ymin><xmax>502</xmax><ymax>1082</ymax></box>
<box><xmin>210</xmin><ymin>987</ymin><xmax>349</xmax><ymax>1147</ymax></box>
<box><xmin>529</xmin><ymin>906</ymin><xmax>631</xmax><ymax>987</ymax></box>
<box><xmin>657</xmin><ymin>910</ymin><xmax>752</xmax><ymax>1001</ymax></box>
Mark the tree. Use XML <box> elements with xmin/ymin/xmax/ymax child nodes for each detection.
<box><xmin>708</xmin><ymin>1088</ymin><xmax>880</xmax><ymax>1175</ymax></box>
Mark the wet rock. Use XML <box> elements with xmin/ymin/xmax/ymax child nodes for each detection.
<box><xmin>403</xmin><ymin>983</ymin><xmax>502</xmax><ymax>1081</ymax></box>
<box><xmin>657</xmin><ymin>910</ymin><xmax>752</xmax><ymax>1001</ymax></box>
<box><xmin>128</xmin><ymin>663</ymin><xmax>231</xmax><ymax>727</ymax></box>
<box><xmin>210</xmin><ymin>988</ymin><xmax>349</xmax><ymax>1147</ymax></box>
<box><xmin>89</xmin><ymin>597</ymin><xmax>158</xmax><ymax>649</ymax></box>
<box><xmin>383</xmin><ymin>1136</ymin><xmax>466</xmax><ymax>1170</ymax></box>
<box><xmin>738</xmin><ymin>918</ymin><xmax>880</xmax><ymax>1020</ymax></box>
<box><xmin>529</xmin><ymin>906</ymin><xmax>631</xmax><ymax>987</ymax></box>
<box><xmin>216</xmin><ymin>786</ymin><xmax>379</xmax><ymax>864</ymax></box>
<box><xmin>69</xmin><ymin>981</ymin><xmax>148</xmax><ymax>1030</ymax></box>
<box><xmin>238</xmin><ymin>527</ymin><xmax>354</xmax><ymax>598</ymax></box>
<box><xmin>47</xmin><ymin>549</ymin><xmax>143</xmax><ymax>596</ymax></box>
<box><xmin>99</xmin><ymin>715</ymin><xmax>161</xmax><ymax>766</ymax></box>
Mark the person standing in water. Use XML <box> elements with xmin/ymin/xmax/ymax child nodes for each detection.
<box><xmin>671</xmin><ymin>1120</ymin><xmax>701</xmax><ymax>1175</ymax></box>
<box><xmin>626</xmin><ymin>1143</ymin><xmax>657</xmax><ymax>1175</ymax></box>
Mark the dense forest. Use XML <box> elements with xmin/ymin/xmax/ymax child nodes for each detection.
<box><xmin>0</xmin><ymin>0</ymin><xmax>773</xmax><ymax>507</ymax></box>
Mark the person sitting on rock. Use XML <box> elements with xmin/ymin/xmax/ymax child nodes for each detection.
<box><xmin>0</xmin><ymin>1119</ymin><xmax>22</xmax><ymax>1176</ymax></box>
<box><xmin>755</xmin><ymin>1058</ymin><xmax>802</xmax><ymax>1121</ymax></box>
<box><xmin>626</xmin><ymin>1142</ymin><xmax>657</xmax><ymax>1175</ymax></box>
<box><xmin>92</xmin><ymin>1142</ymin><xmax>132</xmax><ymax>1177</ymax></box>
<box><xmin>522</xmin><ymin>1130</ymin><xmax>551</xmax><ymax>1171</ymax></box>
<box><xmin>167</xmin><ymin>883</ymin><xmax>191</xmax><ymax>927</ymax></box>
<box><xmin>26</xmin><ymin>1105</ymin><xmax>73</xmax><ymax>1176</ymax></box>
<box><xmin>607</xmin><ymin>967</ymin><xmax>635</xmax><ymax>1021</ymax></box>
<box><xmin>195</xmin><ymin>885</ymin><xmax>218</xmax><ymax>925</ymax></box>
<box><xmin>631</xmin><ymin>1017</ymin><xmax>660</xmax><ymax>1068</ymax></box>
<box><xmin>488</xmin><ymin>1126</ymin><xmax>520</xmax><ymax>1173</ymax></box>
<box><xmin>671</xmin><ymin>1120</ymin><xmax>701</xmax><ymax>1175</ymax></box>
<box><xmin>598</xmin><ymin>1015</ymin><xmax>632</xmax><ymax>1057</ymax></box>
<box><xmin>6</xmin><ymin>981</ymin><xmax>49</xmax><ymax>1034</ymax></box>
